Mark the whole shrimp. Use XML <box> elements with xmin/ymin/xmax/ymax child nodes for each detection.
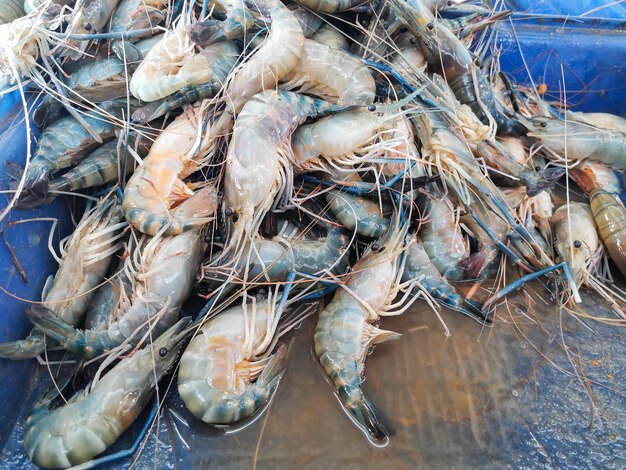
<box><xmin>24</xmin><ymin>318</ymin><xmax>192</xmax><ymax>469</ymax></box>
<box><xmin>178</xmin><ymin>297</ymin><xmax>292</xmax><ymax>424</ymax></box>
<box><xmin>528</xmin><ymin>117</ymin><xmax>626</xmax><ymax>170</ymax></box>
<box><xmin>280</xmin><ymin>39</ymin><xmax>376</xmax><ymax>107</ymax></box>
<box><xmin>315</xmin><ymin>220</ymin><xmax>419</xmax><ymax>443</ymax></box>
<box><xmin>0</xmin><ymin>197</ymin><xmax>127</xmax><ymax>359</ymax></box>
<box><xmin>29</xmin><ymin>187</ymin><xmax>213</xmax><ymax>357</ymax></box>
<box><xmin>222</xmin><ymin>90</ymin><xmax>348</xmax><ymax>260</ymax></box>
<box><xmin>122</xmin><ymin>102</ymin><xmax>221</xmax><ymax>236</ymax></box>
<box><xmin>130</xmin><ymin>30</ymin><xmax>239</xmax><ymax>102</ymax></box>
<box><xmin>389</xmin><ymin>0</ymin><xmax>526</xmax><ymax>136</ymax></box>
<box><xmin>589</xmin><ymin>190</ymin><xmax>626</xmax><ymax>279</ymax></box>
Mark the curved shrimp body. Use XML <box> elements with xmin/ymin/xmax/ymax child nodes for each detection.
<box><xmin>130</xmin><ymin>32</ymin><xmax>239</xmax><ymax>102</ymax></box>
<box><xmin>0</xmin><ymin>0</ymin><xmax>24</xmax><ymax>24</ymax></box>
<box><xmin>311</xmin><ymin>24</ymin><xmax>348</xmax><ymax>50</ymax></box>
<box><xmin>281</xmin><ymin>39</ymin><xmax>375</xmax><ymax>106</ymax></box>
<box><xmin>224</xmin><ymin>90</ymin><xmax>346</xmax><ymax>254</ymax></box>
<box><xmin>589</xmin><ymin>190</ymin><xmax>626</xmax><ymax>278</ymax></box>
<box><xmin>326</xmin><ymin>190</ymin><xmax>389</xmax><ymax>238</ymax></box>
<box><xmin>402</xmin><ymin>236</ymin><xmax>489</xmax><ymax>323</ymax></box>
<box><xmin>24</xmin><ymin>319</ymin><xmax>191</xmax><ymax>469</ymax></box>
<box><xmin>110</xmin><ymin>0</ymin><xmax>166</xmax><ymax>35</ymax></box>
<box><xmin>18</xmin><ymin>111</ymin><xmax>118</xmax><ymax>204</ymax></box>
<box><xmin>122</xmin><ymin>104</ymin><xmax>221</xmax><ymax>236</ymax></box>
<box><xmin>293</xmin><ymin>0</ymin><xmax>368</xmax><ymax>13</ymax></box>
<box><xmin>291</xmin><ymin>108</ymin><xmax>389</xmax><ymax>168</ymax></box>
<box><xmin>314</xmin><ymin>223</ymin><xmax>407</xmax><ymax>442</ymax></box>
<box><xmin>550</xmin><ymin>202</ymin><xmax>599</xmax><ymax>286</ymax></box>
<box><xmin>178</xmin><ymin>300</ymin><xmax>287</xmax><ymax>424</ymax></box>
<box><xmin>419</xmin><ymin>194</ymin><xmax>468</xmax><ymax>280</ymax></box>
<box><xmin>569</xmin><ymin>161</ymin><xmax>621</xmax><ymax>196</ymax></box>
<box><xmin>31</xmin><ymin>189</ymin><xmax>211</xmax><ymax>358</ymax></box>
<box><xmin>528</xmin><ymin>117</ymin><xmax>626</xmax><ymax>169</ymax></box>
<box><xmin>0</xmin><ymin>198</ymin><xmax>126</xmax><ymax>359</ymax></box>
<box><xmin>225</xmin><ymin>0</ymin><xmax>304</xmax><ymax>113</ymax></box>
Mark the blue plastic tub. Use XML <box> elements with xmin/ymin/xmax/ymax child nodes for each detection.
<box><xmin>0</xmin><ymin>2</ymin><xmax>625</xmax><ymax>469</ymax></box>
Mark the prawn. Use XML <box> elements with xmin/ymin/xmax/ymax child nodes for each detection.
<box><xmin>0</xmin><ymin>197</ymin><xmax>127</xmax><ymax>359</ymax></box>
<box><xmin>314</xmin><ymin>220</ymin><xmax>421</xmax><ymax>443</ymax></box>
<box><xmin>29</xmin><ymin>187</ymin><xmax>213</xmax><ymax>357</ymax></box>
<box><xmin>122</xmin><ymin>102</ymin><xmax>221</xmax><ymax>236</ymax></box>
<box><xmin>23</xmin><ymin>319</ymin><xmax>192</xmax><ymax>469</ymax></box>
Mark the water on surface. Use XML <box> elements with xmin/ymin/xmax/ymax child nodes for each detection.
<box><xmin>2</xmin><ymin>288</ymin><xmax>625</xmax><ymax>469</ymax></box>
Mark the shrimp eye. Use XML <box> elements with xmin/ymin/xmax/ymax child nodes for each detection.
<box><xmin>447</xmin><ymin>0</ymin><xmax>453</xmax><ymax>5</ymax></box>
<box><xmin>84</xmin><ymin>23</ymin><xmax>92</xmax><ymax>31</ymax></box>
<box><xmin>159</xmin><ymin>347</ymin><xmax>168</xmax><ymax>357</ymax></box>
<box><xmin>539</xmin><ymin>121</ymin><xmax>547</xmax><ymax>128</ymax></box>
<box><xmin>427</xmin><ymin>22</ymin><xmax>434</xmax><ymax>30</ymax></box>
<box><xmin>371</xmin><ymin>243</ymin><xmax>380</xmax><ymax>251</ymax></box>
<box><xmin>367</xmin><ymin>104</ymin><xmax>377</xmax><ymax>112</ymax></box>
<box><xmin>574</xmin><ymin>240</ymin><xmax>582</xmax><ymax>248</ymax></box>
<box><xmin>224</xmin><ymin>207</ymin><xmax>234</xmax><ymax>217</ymax></box>
<box><xmin>534</xmin><ymin>166</ymin><xmax>541</xmax><ymax>171</ymax></box>
<box><xmin>410</xmin><ymin>37</ymin><xmax>417</xmax><ymax>45</ymax></box>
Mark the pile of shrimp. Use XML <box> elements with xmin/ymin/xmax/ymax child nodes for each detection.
<box><xmin>1</xmin><ymin>0</ymin><xmax>626</xmax><ymax>466</ymax></box>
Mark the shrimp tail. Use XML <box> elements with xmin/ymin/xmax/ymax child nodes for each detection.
<box><xmin>26</xmin><ymin>305</ymin><xmax>113</xmax><ymax>357</ymax></box>
<box><xmin>18</xmin><ymin>161</ymin><xmax>51</xmax><ymax>207</ymax></box>
<box><xmin>257</xmin><ymin>344</ymin><xmax>287</xmax><ymax>389</ymax></box>
<box><xmin>459</xmin><ymin>251</ymin><xmax>496</xmax><ymax>280</ymax></box>
<box><xmin>344</xmin><ymin>390</ymin><xmax>393</xmax><ymax>442</ymax></box>
<box><xmin>187</xmin><ymin>20</ymin><xmax>228</xmax><ymax>46</ymax></box>
<box><xmin>0</xmin><ymin>336</ymin><xmax>46</xmax><ymax>359</ymax></box>
<box><xmin>522</xmin><ymin>167</ymin><xmax>566</xmax><ymax>197</ymax></box>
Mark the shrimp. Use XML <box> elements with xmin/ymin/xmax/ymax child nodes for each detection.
<box><xmin>222</xmin><ymin>90</ymin><xmax>347</xmax><ymax>260</ymax></box>
<box><xmin>29</xmin><ymin>187</ymin><xmax>213</xmax><ymax>358</ymax></box>
<box><xmin>389</xmin><ymin>0</ymin><xmax>526</xmax><ymax>136</ymax></box>
<box><xmin>280</xmin><ymin>39</ymin><xmax>376</xmax><ymax>107</ymax></box>
<box><xmin>315</xmin><ymin>221</ymin><xmax>419</xmax><ymax>443</ymax></box>
<box><xmin>178</xmin><ymin>297</ymin><xmax>292</xmax><ymax>424</ymax></box>
<box><xmin>311</xmin><ymin>23</ymin><xmax>348</xmax><ymax>50</ymax></box>
<box><xmin>418</xmin><ymin>192</ymin><xmax>468</xmax><ymax>280</ymax></box>
<box><xmin>569</xmin><ymin>160</ymin><xmax>622</xmax><ymax>196</ymax></box>
<box><xmin>326</xmin><ymin>190</ymin><xmax>389</xmax><ymax>238</ymax></box>
<box><xmin>23</xmin><ymin>318</ymin><xmax>192</xmax><ymax>469</ymax></box>
<box><xmin>528</xmin><ymin>117</ymin><xmax>626</xmax><ymax>169</ymax></box>
<box><xmin>16</xmin><ymin>103</ymin><xmax>123</xmax><ymax>205</ymax></box>
<box><xmin>402</xmin><ymin>235</ymin><xmax>490</xmax><ymax>324</ymax></box>
<box><xmin>224</xmin><ymin>0</ymin><xmax>304</xmax><ymax>113</ymax></box>
<box><xmin>122</xmin><ymin>102</ymin><xmax>221</xmax><ymax>236</ymax></box>
<box><xmin>589</xmin><ymin>190</ymin><xmax>626</xmax><ymax>278</ymax></box>
<box><xmin>130</xmin><ymin>29</ymin><xmax>239</xmax><ymax>102</ymax></box>
<box><xmin>0</xmin><ymin>197</ymin><xmax>127</xmax><ymax>359</ymax></box>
